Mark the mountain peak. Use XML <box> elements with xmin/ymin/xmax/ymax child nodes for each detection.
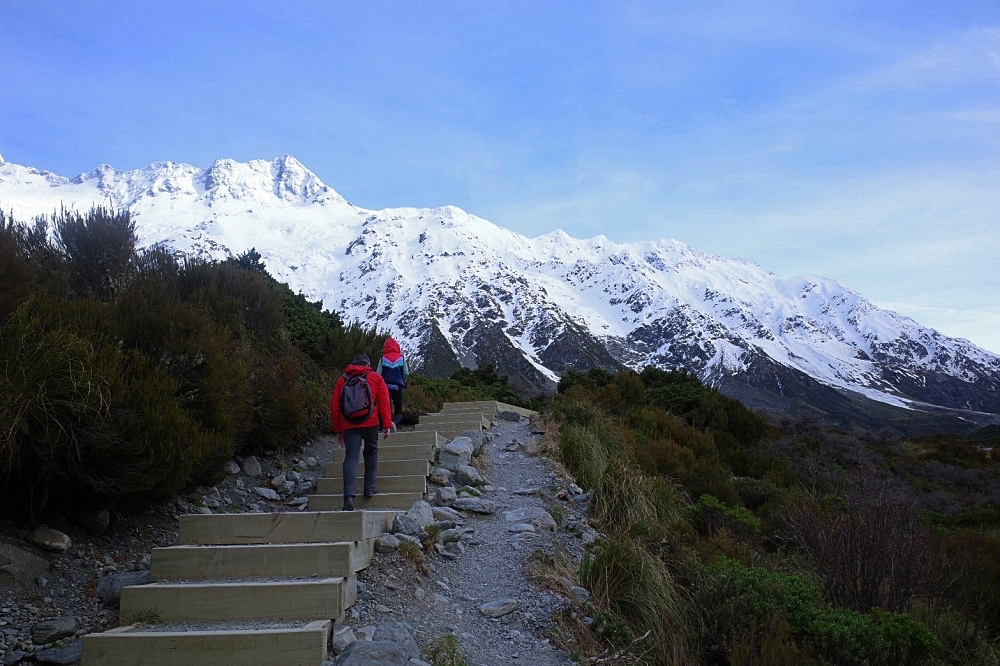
<box><xmin>202</xmin><ymin>155</ymin><xmax>346</xmax><ymax>205</ymax></box>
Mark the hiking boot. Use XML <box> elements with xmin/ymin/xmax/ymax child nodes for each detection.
<box><xmin>342</xmin><ymin>496</ymin><xmax>355</xmax><ymax>511</ymax></box>
<box><xmin>364</xmin><ymin>488</ymin><xmax>379</xmax><ymax>498</ymax></box>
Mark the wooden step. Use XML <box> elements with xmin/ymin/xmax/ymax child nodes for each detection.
<box><xmin>497</xmin><ymin>401</ymin><xmax>538</xmax><ymax>417</ymax></box>
<box><xmin>443</xmin><ymin>400</ymin><xmax>499</xmax><ymax>415</ymax></box>
<box><xmin>379</xmin><ymin>431</ymin><xmax>444</xmax><ymax>447</ymax></box>
<box><xmin>418</xmin><ymin>413</ymin><xmax>487</xmax><ymax>424</ymax></box>
<box><xmin>331</xmin><ymin>444</ymin><xmax>432</xmax><ymax>462</ymax></box>
<box><xmin>178</xmin><ymin>511</ymin><xmax>395</xmax><ymax>545</ymax></box>
<box><xmin>82</xmin><ymin>620</ymin><xmax>331</xmax><ymax>666</ymax></box>
<box><xmin>120</xmin><ymin>576</ymin><xmax>355</xmax><ymax>622</ymax></box>
<box><xmin>308</xmin><ymin>492</ymin><xmax>424</xmax><ymax>511</ymax></box>
<box><xmin>150</xmin><ymin>540</ymin><xmax>374</xmax><ymax>581</ymax></box>
<box><xmin>414</xmin><ymin>426</ymin><xmax>481</xmax><ymax>439</ymax></box>
<box><xmin>324</xmin><ymin>459</ymin><xmax>429</xmax><ymax>478</ymax></box>
<box><xmin>429</xmin><ymin>411</ymin><xmax>494</xmax><ymax>426</ymax></box>
<box><xmin>316</xmin><ymin>475</ymin><xmax>426</xmax><ymax>494</ymax></box>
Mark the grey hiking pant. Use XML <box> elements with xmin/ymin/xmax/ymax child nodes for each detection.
<box><xmin>342</xmin><ymin>427</ymin><xmax>379</xmax><ymax>498</ymax></box>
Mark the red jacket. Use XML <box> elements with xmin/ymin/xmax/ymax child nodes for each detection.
<box><xmin>330</xmin><ymin>364</ymin><xmax>392</xmax><ymax>434</ymax></box>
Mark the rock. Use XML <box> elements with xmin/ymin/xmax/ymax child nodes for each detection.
<box><xmin>479</xmin><ymin>598</ymin><xmax>518</xmax><ymax>618</ymax></box>
<box><xmin>223</xmin><ymin>460</ymin><xmax>241</xmax><ymax>475</ymax></box>
<box><xmin>504</xmin><ymin>442</ymin><xmax>521</xmax><ymax>452</ymax></box>
<box><xmin>96</xmin><ymin>570</ymin><xmax>151</xmax><ymax>608</ymax></box>
<box><xmin>432</xmin><ymin>507</ymin><xmax>462</xmax><ymax>522</ymax></box>
<box><xmin>568</xmin><ymin>483</ymin><xmax>583</xmax><ymax>495</ymax></box>
<box><xmin>2</xmin><ymin>651</ymin><xmax>26</xmax><ymax>665</ymax></box>
<box><xmin>376</xmin><ymin>604</ymin><xmax>391</xmax><ymax>613</ymax></box>
<box><xmin>279</xmin><ymin>480</ymin><xmax>296</xmax><ymax>495</ymax></box>
<box><xmin>293</xmin><ymin>480</ymin><xmax>315</xmax><ymax>496</ymax></box>
<box><xmin>415</xmin><ymin>587</ymin><xmax>425</xmax><ymax>600</ymax></box>
<box><xmin>241</xmin><ymin>456</ymin><xmax>262</xmax><ymax>477</ymax></box>
<box><xmin>373</xmin><ymin>622</ymin><xmax>420</xmax><ymax>660</ymax></box>
<box><xmin>376</xmin><ymin>534</ymin><xmax>401</xmax><ymax>554</ymax></box>
<box><xmin>404</xmin><ymin>501</ymin><xmax>435</xmax><ymax>528</ymax></box>
<box><xmin>332</xmin><ymin>626</ymin><xmax>357</xmax><ymax>655</ymax></box>
<box><xmin>427</xmin><ymin>469</ymin><xmax>451</xmax><ymax>486</ymax></box>
<box><xmin>28</xmin><ymin>527</ymin><xmax>71</xmax><ymax>554</ymax></box>
<box><xmin>32</xmin><ymin>616</ymin><xmax>78</xmax><ymax>643</ymax></box>
<box><xmin>357</xmin><ymin>626</ymin><xmax>376</xmax><ymax>641</ymax></box>
<box><xmin>456</xmin><ymin>485</ymin><xmax>480</xmax><ymax>497</ymax></box>
<box><xmin>571</xmin><ymin>586</ymin><xmax>593</xmax><ymax>604</ymax></box>
<box><xmin>253</xmin><ymin>487</ymin><xmax>280</xmax><ymax>501</ymax></box>
<box><xmin>435</xmin><ymin>486</ymin><xmax>457</xmax><ymax>505</ymax></box>
<box><xmin>396</xmin><ymin>534</ymin><xmax>421</xmax><ymax>546</ymax></box>
<box><xmin>455</xmin><ymin>465</ymin><xmax>484</xmax><ymax>487</ymax></box>
<box><xmin>513</xmin><ymin>487</ymin><xmax>539</xmax><ymax>495</ymax></box>
<box><xmin>509</xmin><ymin>523</ymin><xmax>535</xmax><ymax>533</ymax></box>
<box><xmin>77</xmin><ymin>508</ymin><xmax>111</xmax><ymax>534</ymax></box>
<box><xmin>336</xmin><ymin>639</ymin><xmax>410</xmax><ymax>665</ymax></box>
<box><xmin>0</xmin><ymin>543</ymin><xmax>49</xmax><ymax>588</ymax></box>
<box><xmin>439</xmin><ymin>437</ymin><xmax>474</xmax><ymax>471</ymax></box>
<box><xmin>435</xmin><ymin>519</ymin><xmax>456</xmax><ymax>530</ymax></box>
<box><xmin>452</xmin><ymin>498</ymin><xmax>496</xmax><ymax>514</ymax></box>
<box><xmin>458</xmin><ymin>429</ymin><xmax>485</xmax><ymax>457</ymax></box>
<box><xmin>304</xmin><ymin>456</ymin><xmax>318</xmax><ymax>469</ymax></box>
<box><xmin>582</xmin><ymin>526</ymin><xmax>600</xmax><ymax>545</ymax></box>
<box><xmin>270</xmin><ymin>474</ymin><xmax>286</xmax><ymax>490</ymax></box>
<box><xmin>499</xmin><ymin>410</ymin><xmax>522</xmax><ymax>422</ymax></box>
<box><xmin>523</xmin><ymin>440</ymin><xmax>539</xmax><ymax>456</ymax></box>
<box><xmin>504</xmin><ymin>507</ymin><xmax>553</xmax><ymax>523</ymax></box>
<box><xmin>572</xmin><ymin>491</ymin><xmax>593</xmax><ymax>503</ymax></box>
<box><xmin>439</xmin><ymin>528</ymin><xmax>462</xmax><ymax>544</ymax></box>
<box><xmin>391</xmin><ymin>515</ymin><xmax>425</xmax><ymax>539</ymax></box>
<box><xmin>34</xmin><ymin>639</ymin><xmax>83</xmax><ymax>664</ymax></box>
<box><xmin>532</xmin><ymin>513</ymin><xmax>558</xmax><ymax>532</ymax></box>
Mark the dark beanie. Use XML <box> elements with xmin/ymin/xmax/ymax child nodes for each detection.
<box><xmin>351</xmin><ymin>354</ymin><xmax>371</xmax><ymax>367</ymax></box>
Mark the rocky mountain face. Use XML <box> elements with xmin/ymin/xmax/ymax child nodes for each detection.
<box><xmin>2</xmin><ymin>154</ymin><xmax>998</xmax><ymax>431</ymax></box>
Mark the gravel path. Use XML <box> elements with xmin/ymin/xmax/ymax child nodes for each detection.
<box><xmin>347</xmin><ymin>418</ymin><xmax>591</xmax><ymax>665</ymax></box>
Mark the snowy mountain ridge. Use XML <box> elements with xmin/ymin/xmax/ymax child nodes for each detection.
<box><xmin>2</xmin><ymin>155</ymin><xmax>999</xmax><ymax>425</ymax></box>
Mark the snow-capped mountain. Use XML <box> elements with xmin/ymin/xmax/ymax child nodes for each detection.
<box><xmin>2</xmin><ymin>154</ymin><xmax>998</xmax><ymax>428</ymax></box>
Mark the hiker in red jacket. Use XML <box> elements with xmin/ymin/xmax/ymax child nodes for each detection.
<box><xmin>330</xmin><ymin>354</ymin><xmax>392</xmax><ymax>511</ymax></box>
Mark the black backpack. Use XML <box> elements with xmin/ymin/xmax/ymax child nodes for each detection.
<box><xmin>340</xmin><ymin>371</ymin><xmax>374</xmax><ymax>423</ymax></box>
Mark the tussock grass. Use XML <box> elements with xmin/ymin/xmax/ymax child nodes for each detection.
<box><xmin>426</xmin><ymin>633</ymin><xmax>467</xmax><ymax>666</ymax></box>
<box><xmin>119</xmin><ymin>609</ymin><xmax>161</xmax><ymax>626</ymax></box>
<box><xmin>424</xmin><ymin>524</ymin><xmax>442</xmax><ymax>546</ymax></box>
<box><xmin>582</xmin><ymin>536</ymin><xmax>692</xmax><ymax>665</ymax></box>
<box><xmin>560</xmin><ymin>426</ymin><xmax>609</xmax><ymax>490</ymax></box>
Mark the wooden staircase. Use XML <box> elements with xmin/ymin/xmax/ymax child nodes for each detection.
<box><xmin>81</xmin><ymin>401</ymin><xmax>517</xmax><ymax>665</ymax></box>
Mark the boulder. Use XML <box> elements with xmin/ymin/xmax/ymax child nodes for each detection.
<box><xmin>404</xmin><ymin>501</ymin><xmax>435</xmax><ymax>528</ymax></box>
<box><xmin>458</xmin><ymin>429</ymin><xmax>485</xmax><ymax>457</ymax></box>
<box><xmin>2</xmin><ymin>651</ymin><xmax>26</xmax><ymax>664</ymax></box>
<box><xmin>452</xmin><ymin>497</ymin><xmax>496</xmax><ymax>514</ymax></box>
<box><xmin>391</xmin><ymin>516</ymin><xmax>425</xmax><ymax>540</ymax></box>
<box><xmin>439</xmin><ymin>529</ymin><xmax>462</xmax><ymax>544</ymax></box>
<box><xmin>532</xmin><ymin>513</ymin><xmax>558</xmax><ymax>532</ymax></box>
<box><xmin>455</xmin><ymin>465</ymin><xmax>484</xmax><ymax>487</ymax></box>
<box><xmin>376</xmin><ymin>534</ymin><xmax>401</xmax><ymax>554</ymax></box>
<box><xmin>336</xmin><ymin>639</ymin><xmax>410</xmax><ymax>665</ymax></box>
<box><xmin>499</xmin><ymin>410</ymin><xmax>522</xmax><ymax>422</ymax></box>
<box><xmin>435</xmin><ymin>486</ymin><xmax>457</xmax><ymax>505</ymax></box>
<box><xmin>479</xmin><ymin>598</ymin><xmax>518</xmax><ymax>618</ymax></box>
<box><xmin>28</xmin><ymin>527</ymin><xmax>71</xmax><ymax>554</ymax></box>
<box><xmin>223</xmin><ymin>460</ymin><xmax>241</xmax><ymax>475</ymax></box>
<box><xmin>269</xmin><ymin>474</ymin><xmax>286</xmax><ymax>490</ymax></box>
<box><xmin>428</xmin><ymin>469</ymin><xmax>451</xmax><ymax>486</ymax></box>
<box><xmin>96</xmin><ymin>570</ymin><xmax>151</xmax><ymax>608</ymax></box>
<box><xmin>32</xmin><ymin>616</ymin><xmax>78</xmax><ymax>644</ymax></box>
<box><xmin>571</xmin><ymin>586</ymin><xmax>593</xmax><ymax>604</ymax></box>
<box><xmin>0</xmin><ymin>542</ymin><xmax>49</xmax><ymax>588</ymax></box>
<box><xmin>241</xmin><ymin>456</ymin><xmax>262</xmax><ymax>477</ymax></box>
<box><xmin>77</xmin><ymin>508</ymin><xmax>111</xmax><ymax>534</ymax></box>
<box><xmin>33</xmin><ymin>640</ymin><xmax>83</xmax><ymax>665</ymax></box>
<box><xmin>432</xmin><ymin>506</ymin><xmax>462</xmax><ymax>522</ymax></box>
<box><xmin>508</xmin><ymin>523</ymin><xmax>535</xmax><ymax>533</ymax></box>
<box><xmin>253</xmin><ymin>487</ymin><xmax>280</xmax><ymax>501</ymax></box>
<box><xmin>439</xmin><ymin>437</ymin><xmax>473</xmax><ymax>471</ymax></box>
<box><xmin>372</xmin><ymin>622</ymin><xmax>420</xmax><ymax>660</ymax></box>
<box><xmin>331</xmin><ymin>626</ymin><xmax>357</xmax><ymax>655</ymax></box>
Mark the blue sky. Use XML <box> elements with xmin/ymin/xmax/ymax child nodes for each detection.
<box><xmin>3</xmin><ymin>1</ymin><xmax>999</xmax><ymax>351</ymax></box>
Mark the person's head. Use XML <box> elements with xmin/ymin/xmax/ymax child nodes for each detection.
<box><xmin>351</xmin><ymin>354</ymin><xmax>371</xmax><ymax>368</ymax></box>
<box><xmin>383</xmin><ymin>337</ymin><xmax>401</xmax><ymax>354</ymax></box>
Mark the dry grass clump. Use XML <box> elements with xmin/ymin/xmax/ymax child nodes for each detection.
<box><xmin>426</xmin><ymin>633</ymin><xmax>467</xmax><ymax>666</ymax></box>
<box><xmin>582</xmin><ymin>536</ymin><xmax>693</xmax><ymax>665</ymax></box>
